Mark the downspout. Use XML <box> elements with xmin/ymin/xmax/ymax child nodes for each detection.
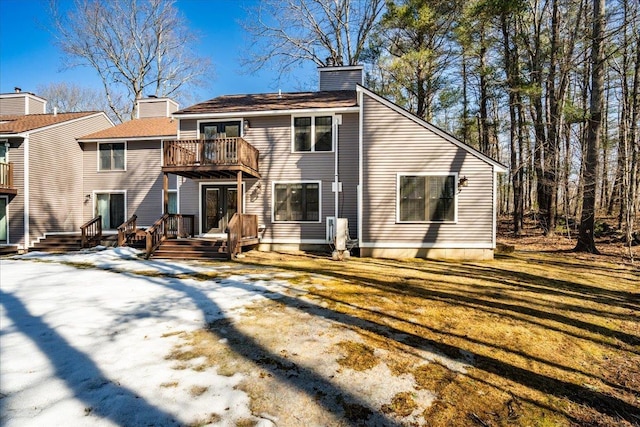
<box><xmin>357</xmin><ymin>88</ymin><xmax>364</xmax><ymax>246</ymax></box>
<box><xmin>23</xmin><ymin>134</ymin><xmax>29</xmax><ymax>250</ymax></box>
<box><xmin>334</xmin><ymin>115</ymin><xmax>340</xmax><ymax>219</ymax></box>
<box><xmin>493</xmin><ymin>169</ymin><xmax>497</xmax><ymax>250</ymax></box>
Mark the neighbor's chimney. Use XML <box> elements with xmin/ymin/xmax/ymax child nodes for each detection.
<box><xmin>14</xmin><ymin>87</ymin><xmax>21</xmax><ymax>93</ymax></box>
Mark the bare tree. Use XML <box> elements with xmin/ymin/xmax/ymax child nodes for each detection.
<box><xmin>575</xmin><ymin>0</ymin><xmax>606</xmax><ymax>253</ymax></box>
<box><xmin>36</xmin><ymin>82</ymin><xmax>116</xmax><ymax>119</ymax></box>
<box><xmin>242</xmin><ymin>0</ymin><xmax>384</xmax><ymax>76</ymax></box>
<box><xmin>50</xmin><ymin>0</ymin><xmax>210</xmax><ymax>121</ymax></box>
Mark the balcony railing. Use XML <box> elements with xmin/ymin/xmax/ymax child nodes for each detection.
<box><xmin>0</xmin><ymin>162</ymin><xmax>16</xmax><ymax>194</ymax></box>
<box><xmin>163</xmin><ymin>138</ymin><xmax>259</xmax><ymax>177</ymax></box>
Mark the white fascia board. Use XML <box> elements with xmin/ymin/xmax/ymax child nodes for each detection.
<box><xmin>28</xmin><ymin>112</ymin><xmax>114</xmax><ymax>135</ymax></box>
<box><xmin>317</xmin><ymin>65</ymin><xmax>364</xmax><ymax>72</ymax></box>
<box><xmin>172</xmin><ymin>106</ymin><xmax>360</xmax><ymax>120</ymax></box>
<box><xmin>356</xmin><ymin>85</ymin><xmax>508</xmax><ymax>173</ymax></box>
<box><xmin>77</xmin><ymin>135</ymin><xmax>177</xmax><ymax>143</ymax></box>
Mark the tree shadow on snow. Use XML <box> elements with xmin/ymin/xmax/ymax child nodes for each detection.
<box><xmin>0</xmin><ymin>289</ymin><xmax>180</xmax><ymax>427</ymax></box>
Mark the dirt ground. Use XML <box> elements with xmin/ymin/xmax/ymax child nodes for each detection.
<box><xmin>165</xmin><ymin>218</ymin><xmax>639</xmax><ymax>427</ymax></box>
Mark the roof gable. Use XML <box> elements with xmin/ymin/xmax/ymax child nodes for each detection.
<box><xmin>78</xmin><ymin>117</ymin><xmax>177</xmax><ymax>141</ymax></box>
<box><xmin>356</xmin><ymin>85</ymin><xmax>507</xmax><ymax>172</ymax></box>
<box><xmin>0</xmin><ymin>112</ymin><xmax>105</xmax><ymax>135</ymax></box>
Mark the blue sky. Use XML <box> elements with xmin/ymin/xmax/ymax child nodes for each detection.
<box><xmin>0</xmin><ymin>0</ymin><xmax>318</xmax><ymax>104</ymax></box>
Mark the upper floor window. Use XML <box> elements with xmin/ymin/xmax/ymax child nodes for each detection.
<box><xmin>293</xmin><ymin>116</ymin><xmax>333</xmax><ymax>152</ymax></box>
<box><xmin>98</xmin><ymin>142</ymin><xmax>125</xmax><ymax>171</ymax></box>
<box><xmin>199</xmin><ymin>121</ymin><xmax>241</xmax><ymax>139</ymax></box>
<box><xmin>398</xmin><ymin>174</ymin><xmax>456</xmax><ymax>222</ymax></box>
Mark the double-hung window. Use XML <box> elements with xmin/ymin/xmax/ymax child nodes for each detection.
<box><xmin>98</xmin><ymin>143</ymin><xmax>125</xmax><ymax>171</ymax></box>
<box><xmin>273</xmin><ymin>182</ymin><xmax>320</xmax><ymax>222</ymax></box>
<box><xmin>293</xmin><ymin>116</ymin><xmax>333</xmax><ymax>152</ymax></box>
<box><xmin>398</xmin><ymin>174</ymin><xmax>456</xmax><ymax>222</ymax></box>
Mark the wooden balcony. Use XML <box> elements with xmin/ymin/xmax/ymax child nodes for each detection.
<box><xmin>162</xmin><ymin>138</ymin><xmax>260</xmax><ymax>179</ymax></box>
<box><xmin>0</xmin><ymin>162</ymin><xmax>16</xmax><ymax>195</ymax></box>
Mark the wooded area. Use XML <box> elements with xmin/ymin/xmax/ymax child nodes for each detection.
<box><xmin>361</xmin><ymin>0</ymin><xmax>640</xmax><ymax>254</ymax></box>
<box><xmin>242</xmin><ymin>0</ymin><xmax>639</xmax><ymax>255</ymax></box>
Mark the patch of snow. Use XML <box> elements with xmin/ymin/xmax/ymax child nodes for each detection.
<box><xmin>0</xmin><ymin>249</ymin><xmax>290</xmax><ymax>426</ymax></box>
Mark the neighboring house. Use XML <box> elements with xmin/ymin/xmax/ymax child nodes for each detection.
<box><xmin>161</xmin><ymin>66</ymin><xmax>507</xmax><ymax>260</ymax></box>
<box><xmin>77</xmin><ymin>97</ymin><xmax>178</xmax><ymax>231</ymax></box>
<box><xmin>0</xmin><ymin>89</ymin><xmax>113</xmax><ymax>252</ymax></box>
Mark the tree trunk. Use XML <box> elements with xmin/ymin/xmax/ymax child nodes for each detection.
<box><xmin>575</xmin><ymin>0</ymin><xmax>605</xmax><ymax>253</ymax></box>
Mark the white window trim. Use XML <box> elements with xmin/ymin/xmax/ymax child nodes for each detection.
<box><xmin>396</xmin><ymin>173</ymin><xmax>458</xmax><ymax>224</ymax></box>
<box><xmin>291</xmin><ymin>114</ymin><xmax>335</xmax><ymax>153</ymax></box>
<box><xmin>0</xmin><ymin>139</ymin><xmax>8</xmax><ymax>163</ymax></box>
<box><xmin>92</xmin><ymin>190</ymin><xmax>128</xmax><ymax>229</ymax></box>
<box><xmin>97</xmin><ymin>141</ymin><xmax>127</xmax><ymax>172</ymax></box>
<box><xmin>162</xmin><ymin>189</ymin><xmax>179</xmax><ymax>214</ymax></box>
<box><xmin>272</xmin><ymin>180</ymin><xmax>323</xmax><ymax>224</ymax></box>
<box><xmin>196</xmin><ymin>118</ymin><xmax>244</xmax><ymax>139</ymax></box>
<box><xmin>0</xmin><ymin>195</ymin><xmax>9</xmax><ymax>244</ymax></box>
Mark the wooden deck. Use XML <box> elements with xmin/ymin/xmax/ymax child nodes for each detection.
<box><xmin>0</xmin><ymin>162</ymin><xmax>16</xmax><ymax>195</ymax></box>
<box><xmin>162</xmin><ymin>138</ymin><xmax>260</xmax><ymax>179</ymax></box>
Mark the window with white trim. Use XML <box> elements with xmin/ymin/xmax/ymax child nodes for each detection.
<box><xmin>98</xmin><ymin>143</ymin><xmax>125</xmax><ymax>171</ymax></box>
<box><xmin>163</xmin><ymin>190</ymin><xmax>178</xmax><ymax>214</ymax></box>
<box><xmin>274</xmin><ymin>182</ymin><xmax>320</xmax><ymax>222</ymax></box>
<box><xmin>398</xmin><ymin>175</ymin><xmax>456</xmax><ymax>222</ymax></box>
<box><xmin>292</xmin><ymin>116</ymin><xmax>333</xmax><ymax>152</ymax></box>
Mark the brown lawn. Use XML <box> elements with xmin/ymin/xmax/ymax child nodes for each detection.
<box><xmin>166</xmin><ymin>226</ymin><xmax>639</xmax><ymax>427</ymax></box>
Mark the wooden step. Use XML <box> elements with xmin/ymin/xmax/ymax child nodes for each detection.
<box><xmin>150</xmin><ymin>238</ymin><xmax>230</xmax><ymax>260</ymax></box>
<box><xmin>31</xmin><ymin>235</ymin><xmax>84</xmax><ymax>252</ymax></box>
<box><xmin>0</xmin><ymin>245</ymin><xmax>18</xmax><ymax>256</ymax></box>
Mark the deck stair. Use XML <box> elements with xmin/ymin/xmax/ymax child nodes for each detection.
<box><xmin>0</xmin><ymin>245</ymin><xmax>18</xmax><ymax>256</ymax></box>
<box><xmin>150</xmin><ymin>238</ymin><xmax>229</xmax><ymax>260</ymax></box>
<box><xmin>32</xmin><ymin>234</ymin><xmax>84</xmax><ymax>252</ymax></box>
<box><xmin>127</xmin><ymin>229</ymin><xmax>148</xmax><ymax>249</ymax></box>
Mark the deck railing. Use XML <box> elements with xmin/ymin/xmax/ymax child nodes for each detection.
<box><xmin>117</xmin><ymin>214</ymin><xmax>138</xmax><ymax>246</ymax></box>
<box><xmin>226</xmin><ymin>213</ymin><xmax>259</xmax><ymax>258</ymax></box>
<box><xmin>80</xmin><ymin>215</ymin><xmax>102</xmax><ymax>248</ymax></box>
<box><xmin>164</xmin><ymin>138</ymin><xmax>259</xmax><ymax>173</ymax></box>
<box><xmin>167</xmin><ymin>214</ymin><xmax>195</xmax><ymax>239</ymax></box>
<box><xmin>145</xmin><ymin>214</ymin><xmax>195</xmax><ymax>259</ymax></box>
<box><xmin>0</xmin><ymin>162</ymin><xmax>14</xmax><ymax>191</ymax></box>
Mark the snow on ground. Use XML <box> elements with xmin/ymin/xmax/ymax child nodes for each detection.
<box><xmin>0</xmin><ymin>248</ymin><xmax>286</xmax><ymax>427</ymax></box>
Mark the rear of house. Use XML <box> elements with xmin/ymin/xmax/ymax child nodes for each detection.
<box><xmin>1</xmin><ymin>68</ymin><xmax>504</xmax><ymax>260</ymax></box>
<box><xmin>163</xmin><ymin>66</ymin><xmax>505</xmax><ymax>259</ymax></box>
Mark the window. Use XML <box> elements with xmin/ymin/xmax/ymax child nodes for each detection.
<box><xmin>274</xmin><ymin>182</ymin><xmax>320</xmax><ymax>222</ymax></box>
<box><xmin>95</xmin><ymin>192</ymin><xmax>126</xmax><ymax>229</ymax></box>
<box><xmin>99</xmin><ymin>143</ymin><xmax>125</xmax><ymax>171</ymax></box>
<box><xmin>164</xmin><ymin>190</ymin><xmax>178</xmax><ymax>214</ymax></box>
<box><xmin>0</xmin><ymin>196</ymin><xmax>7</xmax><ymax>243</ymax></box>
<box><xmin>398</xmin><ymin>175</ymin><xmax>456</xmax><ymax>222</ymax></box>
<box><xmin>293</xmin><ymin>116</ymin><xmax>333</xmax><ymax>152</ymax></box>
<box><xmin>199</xmin><ymin>121</ymin><xmax>241</xmax><ymax>139</ymax></box>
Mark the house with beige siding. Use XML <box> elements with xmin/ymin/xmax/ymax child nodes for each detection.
<box><xmin>1</xmin><ymin>66</ymin><xmax>505</xmax><ymax>260</ymax></box>
<box><xmin>0</xmin><ymin>89</ymin><xmax>113</xmax><ymax>253</ymax></box>
<box><xmin>158</xmin><ymin>66</ymin><xmax>506</xmax><ymax>260</ymax></box>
